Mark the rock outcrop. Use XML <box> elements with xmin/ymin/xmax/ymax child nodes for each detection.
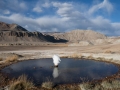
<box><xmin>0</xmin><ymin>21</ymin><xmax>67</xmax><ymax>43</ymax></box>
<box><xmin>0</xmin><ymin>22</ymin><xmax>27</xmax><ymax>31</ymax></box>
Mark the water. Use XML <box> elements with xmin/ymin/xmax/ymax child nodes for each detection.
<box><xmin>1</xmin><ymin>58</ymin><xmax>118</xmax><ymax>85</ymax></box>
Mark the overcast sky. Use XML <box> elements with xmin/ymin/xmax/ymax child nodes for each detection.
<box><xmin>0</xmin><ymin>0</ymin><xmax>120</xmax><ymax>36</ymax></box>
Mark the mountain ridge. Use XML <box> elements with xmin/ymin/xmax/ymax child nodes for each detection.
<box><xmin>0</xmin><ymin>22</ymin><xmax>27</xmax><ymax>31</ymax></box>
<box><xmin>0</xmin><ymin>21</ymin><xmax>67</xmax><ymax>43</ymax></box>
<box><xmin>0</xmin><ymin>21</ymin><xmax>108</xmax><ymax>44</ymax></box>
<box><xmin>51</xmin><ymin>29</ymin><xmax>107</xmax><ymax>42</ymax></box>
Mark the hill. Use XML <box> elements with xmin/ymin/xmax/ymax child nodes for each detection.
<box><xmin>0</xmin><ymin>21</ymin><xmax>67</xmax><ymax>44</ymax></box>
<box><xmin>1</xmin><ymin>21</ymin><xmax>116</xmax><ymax>46</ymax></box>
<box><xmin>51</xmin><ymin>30</ymin><xmax>107</xmax><ymax>42</ymax></box>
<box><xmin>0</xmin><ymin>22</ymin><xmax>27</xmax><ymax>31</ymax></box>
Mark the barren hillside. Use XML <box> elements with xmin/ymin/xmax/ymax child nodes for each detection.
<box><xmin>1</xmin><ymin>21</ymin><xmax>120</xmax><ymax>46</ymax></box>
<box><xmin>51</xmin><ymin>30</ymin><xmax>107</xmax><ymax>42</ymax></box>
<box><xmin>0</xmin><ymin>22</ymin><xmax>27</xmax><ymax>31</ymax></box>
<box><xmin>0</xmin><ymin>21</ymin><xmax>67</xmax><ymax>43</ymax></box>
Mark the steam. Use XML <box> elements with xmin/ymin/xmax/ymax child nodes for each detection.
<box><xmin>52</xmin><ymin>55</ymin><xmax>61</xmax><ymax>67</ymax></box>
<box><xmin>53</xmin><ymin>67</ymin><xmax>59</xmax><ymax>78</ymax></box>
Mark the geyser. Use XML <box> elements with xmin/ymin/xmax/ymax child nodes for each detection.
<box><xmin>52</xmin><ymin>55</ymin><xmax>61</xmax><ymax>67</ymax></box>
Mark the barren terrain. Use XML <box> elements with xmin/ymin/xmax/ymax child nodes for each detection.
<box><xmin>0</xmin><ymin>43</ymin><xmax>120</xmax><ymax>64</ymax></box>
<box><xmin>1</xmin><ymin>21</ymin><xmax>120</xmax><ymax>89</ymax></box>
<box><xmin>0</xmin><ymin>43</ymin><xmax>120</xmax><ymax>90</ymax></box>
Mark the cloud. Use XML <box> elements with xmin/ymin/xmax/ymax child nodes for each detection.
<box><xmin>0</xmin><ymin>0</ymin><xmax>27</xmax><ymax>14</ymax></box>
<box><xmin>88</xmin><ymin>0</ymin><xmax>113</xmax><ymax>15</ymax></box>
<box><xmin>90</xmin><ymin>16</ymin><xmax>111</xmax><ymax>29</ymax></box>
<box><xmin>0</xmin><ymin>0</ymin><xmax>120</xmax><ymax>36</ymax></box>
<box><xmin>19</xmin><ymin>2</ymin><xmax>27</xmax><ymax>10</ymax></box>
<box><xmin>52</xmin><ymin>2</ymin><xmax>73</xmax><ymax>17</ymax></box>
<box><xmin>33</xmin><ymin>6</ymin><xmax>42</xmax><ymax>13</ymax></box>
<box><xmin>32</xmin><ymin>1</ymin><xmax>46</xmax><ymax>13</ymax></box>
<box><xmin>3</xmin><ymin>10</ymin><xmax>10</xmax><ymax>15</ymax></box>
<box><xmin>111</xmin><ymin>23</ymin><xmax>120</xmax><ymax>35</ymax></box>
<box><xmin>0</xmin><ymin>13</ymin><xmax>65</xmax><ymax>32</ymax></box>
<box><xmin>32</xmin><ymin>1</ymin><xmax>52</xmax><ymax>13</ymax></box>
<box><xmin>52</xmin><ymin>2</ymin><xmax>92</xmax><ymax>30</ymax></box>
<box><xmin>42</xmin><ymin>1</ymin><xmax>51</xmax><ymax>8</ymax></box>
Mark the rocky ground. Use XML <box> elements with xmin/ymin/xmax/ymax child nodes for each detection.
<box><xmin>0</xmin><ymin>44</ymin><xmax>120</xmax><ymax>64</ymax></box>
<box><xmin>0</xmin><ymin>44</ymin><xmax>120</xmax><ymax>90</ymax></box>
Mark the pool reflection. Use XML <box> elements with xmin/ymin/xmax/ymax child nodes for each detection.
<box><xmin>1</xmin><ymin>58</ymin><xmax>118</xmax><ymax>85</ymax></box>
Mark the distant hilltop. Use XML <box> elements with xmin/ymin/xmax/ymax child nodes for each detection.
<box><xmin>0</xmin><ymin>21</ymin><xmax>67</xmax><ymax>43</ymax></box>
<box><xmin>0</xmin><ymin>21</ymin><xmax>27</xmax><ymax>31</ymax></box>
<box><xmin>50</xmin><ymin>29</ymin><xmax>107</xmax><ymax>42</ymax></box>
<box><xmin>0</xmin><ymin>21</ymin><xmax>109</xmax><ymax>45</ymax></box>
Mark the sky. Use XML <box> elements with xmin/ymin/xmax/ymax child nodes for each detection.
<box><xmin>0</xmin><ymin>0</ymin><xmax>120</xmax><ymax>36</ymax></box>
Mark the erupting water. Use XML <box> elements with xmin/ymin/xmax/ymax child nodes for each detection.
<box><xmin>52</xmin><ymin>55</ymin><xmax>61</xmax><ymax>67</ymax></box>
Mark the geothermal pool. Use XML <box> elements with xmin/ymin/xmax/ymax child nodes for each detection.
<box><xmin>1</xmin><ymin>58</ymin><xmax>118</xmax><ymax>85</ymax></box>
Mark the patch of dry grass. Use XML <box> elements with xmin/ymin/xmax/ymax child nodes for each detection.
<box><xmin>101</xmin><ymin>80</ymin><xmax>120</xmax><ymax>89</ymax></box>
<box><xmin>79</xmin><ymin>79</ymin><xmax>120</xmax><ymax>90</ymax></box>
<box><xmin>70</xmin><ymin>53</ymin><xmax>83</xmax><ymax>58</ymax></box>
<box><xmin>9</xmin><ymin>75</ymin><xmax>34</xmax><ymax>90</ymax></box>
<box><xmin>5</xmin><ymin>55</ymin><xmax>18</xmax><ymax>62</ymax></box>
<box><xmin>42</xmin><ymin>81</ymin><xmax>54</xmax><ymax>89</ymax></box>
<box><xmin>104</xmin><ymin>50</ymin><xmax>112</xmax><ymax>53</ymax></box>
<box><xmin>54</xmin><ymin>84</ymin><xmax>80</xmax><ymax>90</ymax></box>
<box><xmin>79</xmin><ymin>82</ymin><xmax>104</xmax><ymax>90</ymax></box>
<box><xmin>87</xmin><ymin>54</ymin><xmax>94</xmax><ymax>59</ymax></box>
<box><xmin>96</xmin><ymin>57</ymin><xmax>105</xmax><ymax>61</ymax></box>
